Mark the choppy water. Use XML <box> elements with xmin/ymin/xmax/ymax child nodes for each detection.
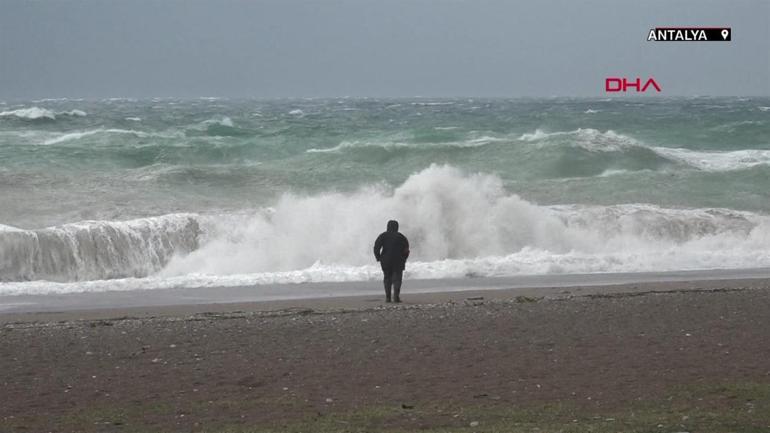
<box><xmin>1</xmin><ymin>97</ymin><xmax>769</xmax><ymax>294</ymax></box>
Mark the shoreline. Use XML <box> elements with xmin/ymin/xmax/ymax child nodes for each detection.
<box><xmin>3</xmin><ymin>268</ymin><xmax>770</xmax><ymax>323</ymax></box>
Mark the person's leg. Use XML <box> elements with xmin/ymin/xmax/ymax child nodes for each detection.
<box><xmin>392</xmin><ymin>269</ymin><xmax>403</xmax><ymax>302</ymax></box>
<box><xmin>382</xmin><ymin>267</ymin><xmax>393</xmax><ymax>302</ymax></box>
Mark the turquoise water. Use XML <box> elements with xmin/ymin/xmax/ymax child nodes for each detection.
<box><xmin>1</xmin><ymin>97</ymin><xmax>769</xmax><ymax>289</ymax></box>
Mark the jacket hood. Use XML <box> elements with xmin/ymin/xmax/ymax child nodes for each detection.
<box><xmin>387</xmin><ymin>220</ymin><xmax>399</xmax><ymax>232</ymax></box>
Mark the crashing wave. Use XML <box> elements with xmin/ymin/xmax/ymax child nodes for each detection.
<box><xmin>207</xmin><ymin>116</ymin><xmax>234</xmax><ymax>127</ymax></box>
<box><xmin>518</xmin><ymin>128</ymin><xmax>770</xmax><ymax>171</ymax></box>
<box><xmin>306</xmin><ymin>136</ymin><xmax>504</xmax><ymax>153</ymax></box>
<box><xmin>651</xmin><ymin>147</ymin><xmax>770</xmax><ymax>171</ymax></box>
<box><xmin>2</xmin><ymin>165</ymin><xmax>770</xmax><ymax>292</ymax></box>
<box><xmin>518</xmin><ymin>128</ymin><xmax>639</xmax><ymax>152</ymax></box>
<box><xmin>157</xmin><ymin>165</ymin><xmax>770</xmax><ymax>280</ymax></box>
<box><xmin>61</xmin><ymin>109</ymin><xmax>87</xmax><ymax>117</ymax></box>
<box><xmin>0</xmin><ymin>214</ymin><xmax>200</xmax><ymax>282</ymax></box>
<box><xmin>0</xmin><ymin>107</ymin><xmax>86</xmax><ymax>121</ymax></box>
<box><xmin>0</xmin><ymin>107</ymin><xmax>57</xmax><ymax>120</ymax></box>
<box><xmin>40</xmin><ymin>128</ymin><xmax>183</xmax><ymax>145</ymax></box>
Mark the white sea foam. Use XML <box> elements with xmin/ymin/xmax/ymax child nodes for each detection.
<box><xmin>41</xmin><ymin>128</ymin><xmax>176</xmax><ymax>145</ymax></box>
<box><xmin>651</xmin><ymin>147</ymin><xmax>770</xmax><ymax>171</ymax></box>
<box><xmin>710</xmin><ymin>120</ymin><xmax>764</xmax><ymax>131</ymax></box>
<box><xmin>6</xmin><ymin>166</ymin><xmax>770</xmax><ymax>294</ymax></box>
<box><xmin>0</xmin><ymin>214</ymin><xmax>200</xmax><ymax>282</ymax></box>
<box><xmin>518</xmin><ymin>129</ymin><xmax>554</xmax><ymax>141</ymax></box>
<box><xmin>196</xmin><ymin>116</ymin><xmax>235</xmax><ymax>128</ymax></box>
<box><xmin>466</xmin><ymin>136</ymin><xmax>505</xmax><ymax>146</ymax></box>
<box><xmin>306</xmin><ymin>140</ymin><xmax>383</xmax><ymax>153</ymax></box>
<box><xmin>519</xmin><ymin>128</ymin><xmax>770</xmax><ymax>171</ymax></box>
<box><xmin>32</xmin><ymin>98</ymin><xmax>75</xmax><ymax>103</ymax></box>
<box><xmin>0</xmin><ymin>107</ymin><xmax>57</xmax><ymax>120</ymax></box>
<box><xmin>43</xmin><ymin>129</ymin><xmax>111</xmax><ymax>145</ymax></box>
<box><xmin>289</xmin><ymin>109</ymin><xmax>304</xmax><ymax>115</ymax></box>
<box><xmin>62</xmin><ymin>109</ymin><xmax>87</xmax><ymax>117</ymax></box>
<box><xmin>3</xmin><ymin>165</ymin><xmax>770</xmax><ymax>294</ymax></box>
<box><xmin>518</xmin><ymin>128</ymin><xmax>638</xmax><ymax>152</ymax></box>
<box><xmin>584</xmin><ymin>109</ymin><xmax>599</xmax><ymax>114</ymax></box>
<box><xmin>211</xmin><ymin>116</ymin><xmax>234</xmax><ymax>127</ymax></box>
<box><xmin>411</xmin><ymin>102</ymin><xmax>455</xmax><ymax>106</ymax></box>
<box><xmin>0</xmin><ymin>107</ymin><xmax>86</xmax><ymax>120</ymax></box>
<box><xmin>124</xmin><ymin>161</ymin><xmax>262</xmax><ymax>182</ymax></box>
<box><xmin>758</xmin><ymin>106</ymin><xmax>770</xmax><ymax>112</ymax></box>
<box><xmin>156</xmin><ymin>165</ymin><xmax>770</xmax><ymax>281</ymax></box>
<box><xmin>597</xmin><ymin>169</ymin><xmax>630</xmax><ymax>177</ymax></box>
<box><xmin>2</xmin><ymin>128</ymin><xmax>180</xmax><ymax>146</ymax></box>
<box><xmin>306</xmin><ymin>135</ymin><xmax>503</xmax><ymax>153</ymax></box>
<box><xmin>125</xmin><ymin>117</ymin><xmax>142</xmax><ymax>122</ymax></box>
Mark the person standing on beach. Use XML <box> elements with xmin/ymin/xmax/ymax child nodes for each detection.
<box><xmin>373</xmin><ymin>220</ymin><xmax>410</xmax><ymax>303</ymax></box>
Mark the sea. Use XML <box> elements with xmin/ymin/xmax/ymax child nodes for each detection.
<box><xmin>1</xmin><ymin>97</ymin><xmax>769</xmax><ymax>296</ymax></box>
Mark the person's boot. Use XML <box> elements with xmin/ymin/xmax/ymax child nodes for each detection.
<box><xmin>393</xmin><ymin>288</ymin><xmax>401</xmax><ymax>303</ymax></box>
<box><xmin>385</xmin><ymin>287</ymin><xmax>392</xmax><ymax>303</ymax></box>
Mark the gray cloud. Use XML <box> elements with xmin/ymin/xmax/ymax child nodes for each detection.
<box><xmin>1</xmin><ymin>0</ymin><xmax>768</xmax><ymax>99</ymax></box>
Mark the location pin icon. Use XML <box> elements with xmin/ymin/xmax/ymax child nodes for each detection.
<box><xmin>721</xmin><ymin>29</ymin><xmax>729</xmax><ymax>40</ymax></box>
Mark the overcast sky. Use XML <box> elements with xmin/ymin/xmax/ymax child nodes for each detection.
<box><xmin>1</xmin><ymin>0</ymin><xmax>768</xmax><ymax>99</ymax></box>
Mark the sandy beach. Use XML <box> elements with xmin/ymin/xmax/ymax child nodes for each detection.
<box><xmin>2</xmin><ymin>276</ymin><xmax>770</xmax><ymax>432</ymax></box>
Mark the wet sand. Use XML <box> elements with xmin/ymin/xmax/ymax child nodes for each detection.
<box><xmin>3</xmin><ymin>267</ymin><xmax>770</xmax><ymax>321</ymax></box>
<box><xmin>2</xmin><ymin>277</ymin><xmax>770</xmax><ymax>432</ymax></box>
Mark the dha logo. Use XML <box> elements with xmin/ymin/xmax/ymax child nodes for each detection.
<box><xmin>605</xmin><ymin>77</ymin><xmax>661</xmax><ymax>93</ymax></box>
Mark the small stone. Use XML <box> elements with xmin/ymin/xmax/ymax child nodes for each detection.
<box><xmin>469</xmin><ymin>421</ymin><xmax>479</xmax><ymax>427</ymax></box>
<box><xmin>325</xmin><ymin>398</ymin><xmax>333</xmax><ymax>403</ymax></box>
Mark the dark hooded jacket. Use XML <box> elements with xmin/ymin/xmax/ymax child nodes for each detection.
<box><xmin>373</xmin><ymin>220</ymin><xmax>410</xmax><ymax>271</ymax></box>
